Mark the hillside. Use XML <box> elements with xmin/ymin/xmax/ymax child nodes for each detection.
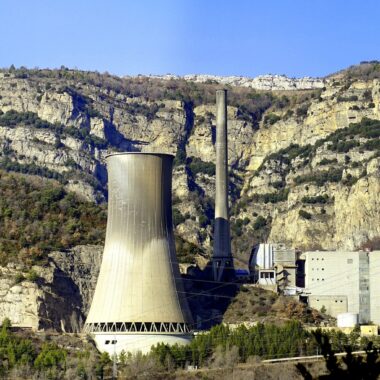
<box><xmin>0</xmin><ymin>63</ymin><xmax>380</xmax><ymax>266</ymax></box>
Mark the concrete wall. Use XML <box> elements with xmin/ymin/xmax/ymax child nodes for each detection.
<box><xmin>304</xmin><ymin>251</ymin><xmax>370</xmax><ymax>323</ymax></box>
<box><xmin>308</xmin><ymin>295</ymin><xmax>347</xmax><ymax>316</ymax></box>
<box><xmin>369</xmin><ymin>251</ymin><xmax>380</xmax><ymax>325</ymax></box>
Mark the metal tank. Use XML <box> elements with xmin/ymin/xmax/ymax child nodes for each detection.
<box><xmin>212</xmin><ymin>89</ymin><xmax>234</xmax><ymax>281</ymax></box>
<box><xmin>84</xmin><ymin>153</ymin><xmax>193</xmax><ymax>355</ymax></box>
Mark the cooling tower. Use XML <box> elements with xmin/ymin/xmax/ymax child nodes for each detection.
<box><xmin>212</xmin><ymin>90</ymin><xmax>234</xmax><ymax>282</ymax></box>
<box><xmin>84</xmin><ymin>153</ymin><xmax>193</xmax><ymax>355</ymax></box>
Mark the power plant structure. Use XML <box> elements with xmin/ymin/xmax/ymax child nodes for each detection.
<box><xmin>84</xmin><ymin>153</ymin><xmax>193</xmax><ymax>355</ymax></box>
<box><xmin>212</xmin><ymin>89</ymin><xmax>235</xmax><ymax>282</ymax></box>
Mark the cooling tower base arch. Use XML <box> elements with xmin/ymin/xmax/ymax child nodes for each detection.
<box><xmin>92</xmin><ymin>332</ymin><xmax>193</xmax><ymax>356</ymax></box>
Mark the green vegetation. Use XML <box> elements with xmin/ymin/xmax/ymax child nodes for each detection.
<box><xmin>149</xmin><ymin>321</ymin><xmax>380</xmax><ymax>371</ymax></box>
<box><xmin>0</xmin><ymin>159</ymin><xmax>65</xmax><ymax>182</ymax></box>
<box><xmin>296</xmin><ymin>103</ymin><xmax>310</xmax><ymax>118</ymax></box>
<box><xmin>172</xmin><ymin>208</ymin><xmax>188</xmax><ymax>227</ymax></box>
<box><xmin>124</xmin><ymin>101</ymin><xmax>164</xmax><ymax>121</ymax></box>
<box><xmin>257</xmin><ymin>118</ymin><xmax>380</xmax><ymax>188</ymax></box>
<box><xmin>188</xmin><ymin>157</ymin><xmax>216</xmax><ymax>176</ymax></box>
<box><xmin>0</xmin><ymin>110</ymin><xmax>108</xmax><ymax>149</ymax></box>
<box><xmin>345</xmin><ymin>62</ymin><xmax>380</xmax><ymax>80</ymax></box>
<box><xmin>299</xmin><ymin>209</ymin><xmax>312</xmax><ymax>220</ymax></box>
<box><xmin>294</xmin><ymin>168</ymin><xmax>343</xmax><ymax>186</ymax></box>
<box><xmin>253</xmin><ymin>215</ymin><xmax>267</xmax><ymax>230</ymax></box>
<box><xmin>174</xmin><ymin>235</ymin><xmax>199</xmax><ymax>264</ymax></box>
<box><xmin>0</xmin><ymin>318</ymin><xmax>109</xmax><ymax>379</ymax></box>
<box><xmin>252</xmin><ymin>189</ymin><xmax>289</xmax><ymax>204</ymax></box>
<box><xmin>362</xmin><ymin>139</ymin><xmax>380</xmax><ymax>151</ymax></box>
<box><xmin>0</xmin><ymin>170</ymin><xmax>106</xmax><ymax>265</ymax></box>
<box><xmin>301</xmin><ymin>195</ymin><xmax>329</xmax><ymax>204</ymax></box>
<box><xmin>337</xmin><ymin>95</ymin><xmax>358</xmax><ymax>102</ymax></box>
<box><xmin>263</xmin><ymin>144</ymin><xmax>313</xmax><ymax>167</ymax></box>
<box><xmin>319</xmin><ymin>157</ymin><xmax>338</xmax><ymax>166</ymax></box>
<box><xmin>264</xmin><ymin>112</ymin><xmax>281</xmax><ymax>125</ymax></box>
<box><xmin>328</xmin><ymin>139</ymin><xmax>359</xmax><ymax>153</ymax></box>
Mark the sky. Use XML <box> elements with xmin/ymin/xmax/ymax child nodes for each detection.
<box><xmin>0</xmin><ymin>0</ymin><xmax>379</xmax><ymax>78</ymax></box>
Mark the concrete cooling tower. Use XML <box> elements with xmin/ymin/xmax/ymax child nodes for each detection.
<box><xmin>84</xmin><ymin>153</ymin><xmax>193</xmax><ymax>355</ymax></box>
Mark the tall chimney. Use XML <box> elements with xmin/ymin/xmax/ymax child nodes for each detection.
<box><xmin>212</xmin><ymin>90</ymin><xmax>234</xmax><ymax>282</ymax></box>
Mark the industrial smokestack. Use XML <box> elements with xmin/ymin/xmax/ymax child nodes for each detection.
<box><xmin>212</xmin><ymin>90</ymin><xmax>234</xmax><ymax>282</ymax></box>
<box><xmin>84</xmin><ymin>153</ymin><xmax>192</xmax><ymax>355</ymax></box>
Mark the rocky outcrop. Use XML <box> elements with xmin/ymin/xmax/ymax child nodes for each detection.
<box><xmin>0</xmin><ymin>68</ymin><xmax>380</xmax><ymax>261</ymax></box>
<box><xmin>146</xmin><ymin>74</ymin><xmax>325</xmax><ymax>91</ymax></box>
<box><xmin>0</xmin><ymin>245</ymin><xmax>102</xmax><ymax>332</ymax></box>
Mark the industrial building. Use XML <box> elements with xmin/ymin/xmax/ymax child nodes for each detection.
<box><xmin>84</xmin><ymin>153</ymin><xmax>193</xmax><ymax>355</ymax></box>
<box><xmin>303</xmin><ymin>250</ymin><xmax>380</xmax><ymax>325</ymax></box>
<box><xmin>249</xmin><ymin>243</ymin><xmax>298</xmax><ymax>293</ymax></box>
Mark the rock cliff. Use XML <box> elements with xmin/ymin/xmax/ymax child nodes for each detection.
<box><xmin>0</xmin><ymin>245</ymin><xmax>102</xmax><ymax>332</ymax></box>
<box><xmin>146</xmin><ymin>73</ymin><xmax>325</xmax><ymax>91</ymax></box>
<box><xmin>0</xmin><ymin>65</ymin><xmax>379</xmax><ymax>267</ymax></box>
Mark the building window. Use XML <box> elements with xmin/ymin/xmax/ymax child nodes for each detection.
<box><xmin>347</xmin><ymin>259</ymin><xmax>353</xmax><ymax>264</ymax></box>
<box><xmin>105</xmin><ymin>340</ymin><xmax>110</xmax><ymax>345</ymax></box>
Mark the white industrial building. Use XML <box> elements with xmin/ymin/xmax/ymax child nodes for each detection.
<box><xmin>303</xmin><ymin>250</ymin><xmax>380</xmax><ymax>325</ymax></box>
<box><xmin>249</xmin><ymin>243</ymin><xmax>299</xmax><ymax>293</ymax></box>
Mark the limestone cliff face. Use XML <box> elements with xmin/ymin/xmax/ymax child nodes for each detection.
<box><xmin>0</xmin><ymin>68</ymin><xmax>380</xmax><ymax>261</ymax></box>
<box><xmin>0</xmin><ymin>246</ymin><xmax>102</xmax><ymax>332</ymax></box>
<box><xmin>247</xmin><ymin>79</ymin><xmax>380</xmax><ymax>170</ymax></box>
<box><xmin>147</xmin><ymin>73</ymin><xmax>325</xmax><ymax>91</ymax></box>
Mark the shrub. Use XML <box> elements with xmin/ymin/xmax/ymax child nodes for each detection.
<box><xmin>253</xmin><ymin>216</ymin><xmax>267</xmax><ymax>230</ymax></box>
<box><xmin>319</xmin><ymin>158</ymin><xmax>338</xmax><ymax>165</ymax></box>
<box><xmin>299</xmin><ymin>210</ymin><xmax>312</xmax><ymax>220</ymax></box>
<box><xmin>296</xmin><ymin>104</ymin><xmax>309</xmax><ymax>118</ymax></box>
<box><xmin>26</xmin><ymin>270</ymin><xmax>39</xmax><ymax>282</ymax></box>
<box><xmin>272</xmin><ymin>180</ymin><xmax>285</xmax><ymax>189</ymax></box>
<box><xmin>175</xmin><ymin>235</ymin><xmax>198</xmax><ymax>263</ymax></box>
<box><xmin>294</xmin><ymin>168</ymin><xmax>343</xmax><ymax>186</ymax></box>
<box><xmin>34</xmin><ymin>343</ymin><xmax>67</xmax><ymax>371</ymax></box>
<box><xmin>14</xmin><ymin>273</ymin><xmax>25</xmax><ymax>284</ymax></box>
<box><xmin>252</xmin><ymin>189</ymin><xmax>289</xmax><ymax>204</ymax></box>
<box><xmin>301</xmin><ymin>195</ymin><xmax>329</xmax><ymax>204</ymax></box>
<box><xmin>264</xmin><ymin>113</ymin><xmax>281</xmax><ymax>125</ymax></box>
<box><xmin>0</xmin><ymin>170</ymin><xmax>107</xmax><ymax>265</ymax></box>
<box><xmin>188</xmin><ymin>157</ymin><xmax>215</xmax><ymax>176</ymax></box>
<box><xmin>362</xmin><ymin>139</ymin><xmax>380</xmax><ymax>151</ymax></box>
<box><xmin>328</xmin><ymin>139</ymin><xmax>359</xmax><ymax>153</ymax></box>
<box><xmin>337</xmin><ymin>95</ymin><xmax>358</xmax><ymax>102</ymax></box>
<box><xmin>342</xmin><ymin>174</ymin><xmax>358</xmax><ymax>186</ymax></box>
<box><xmin>363</xmin><ymin>89</ymin><xmax>373</xmax><ymax>101</ymax></box>
<box><xmin>172</xmin><ymin>208</ymin><xmax>186</xmax><ymax>227</ymax></box>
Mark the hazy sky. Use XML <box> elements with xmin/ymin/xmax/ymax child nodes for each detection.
<box><xmin>0</xmin><ymin>0</ymin><xmax>379</xmax><ymax>78</ymax></box>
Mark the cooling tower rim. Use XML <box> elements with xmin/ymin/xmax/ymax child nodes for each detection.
<box><xmin>106</xmin><ymin>152</ymin><xmax>174</xmax><ymax>159</ymax></box>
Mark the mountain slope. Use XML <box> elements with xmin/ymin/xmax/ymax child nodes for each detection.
<box><xmin>0</xmin><ymin>64</ymin><xmax>380</xmax><ymax>264</ymax></box>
